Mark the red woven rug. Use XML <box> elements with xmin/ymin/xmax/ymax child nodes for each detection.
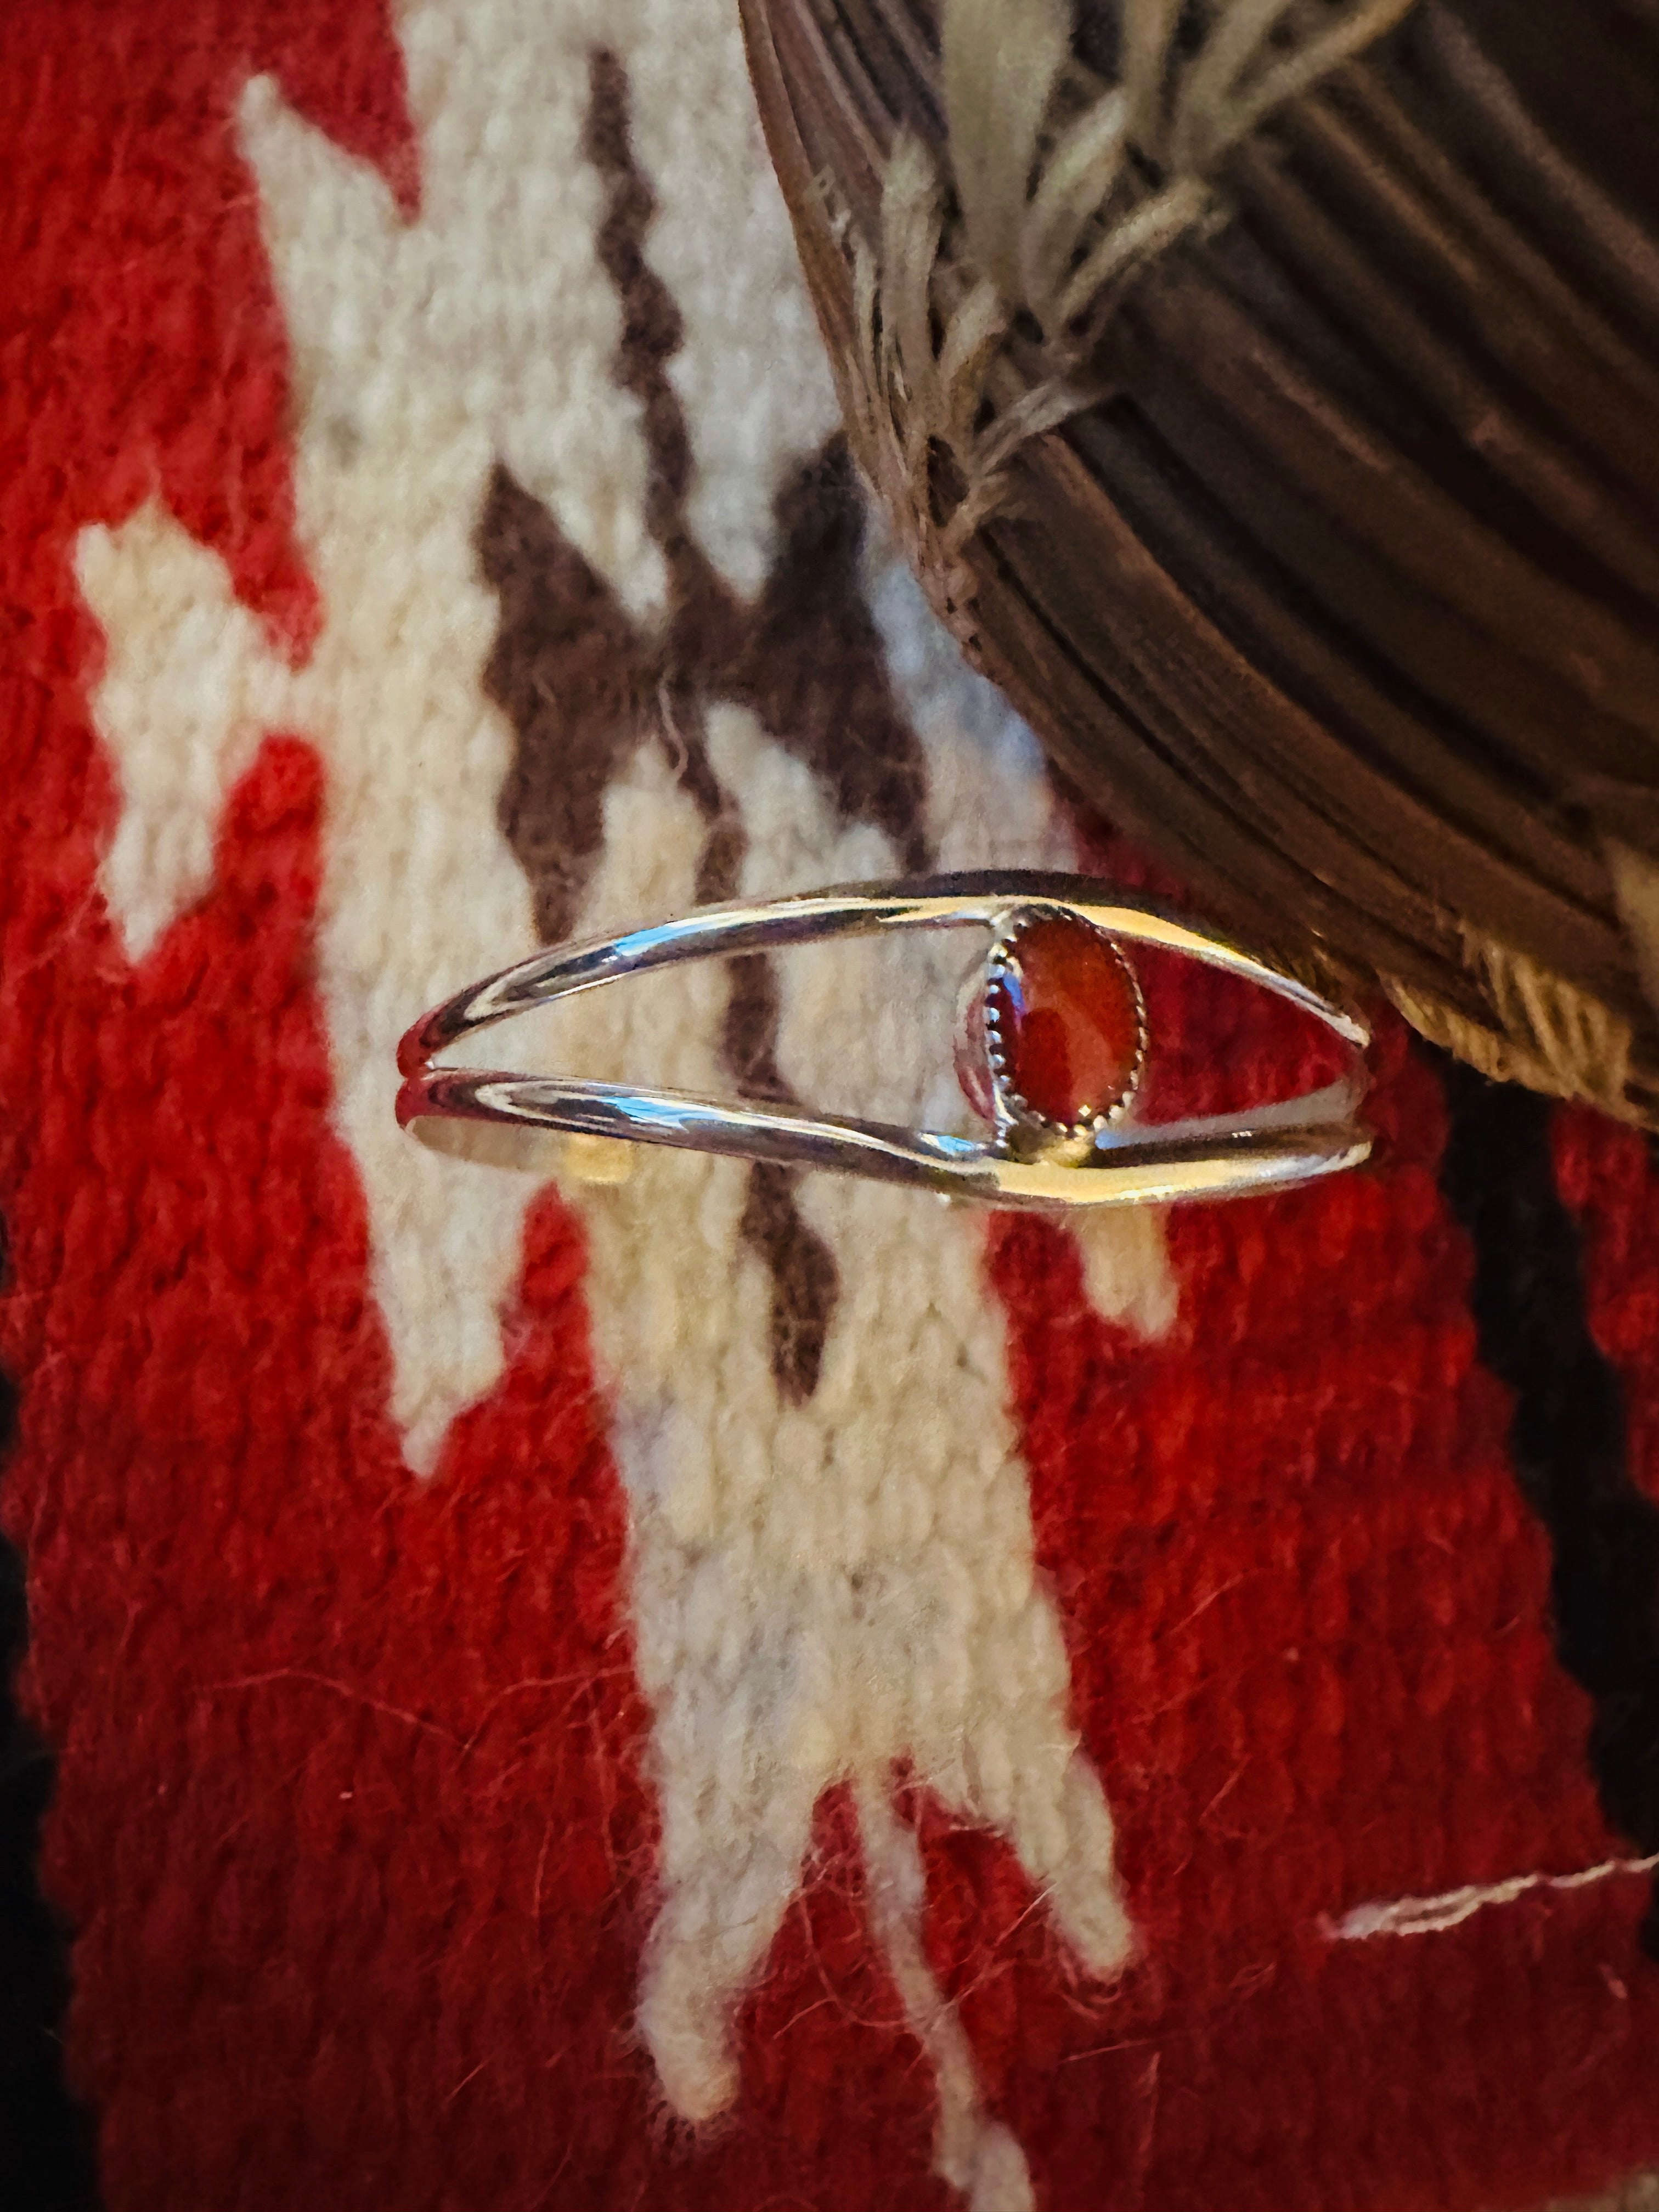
<box><xmin>5</xmin><ymin>4</ymin><xmax>1659</xmax><ymax>2208</ymax></box>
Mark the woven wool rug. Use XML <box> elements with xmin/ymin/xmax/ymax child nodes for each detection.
<box><xmin>6</xmin><ymin>3</ymin><xmax>1659</xmax><ymax>2208</ymax></box>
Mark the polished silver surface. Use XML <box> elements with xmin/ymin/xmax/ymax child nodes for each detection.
<box><xmin>396</xmin><ymin>873</ymin><xmax>1373</xmax><ymax>1209</ymax></box>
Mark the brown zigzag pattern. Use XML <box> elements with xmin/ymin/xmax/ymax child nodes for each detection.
<box><xmin>476</xmin><ymin>47</ymin><xmax>932</xmax><ymax>1403</ymax></box>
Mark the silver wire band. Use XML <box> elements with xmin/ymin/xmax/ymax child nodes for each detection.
<box><xmin>396</xmin><ymin>873</ymin><xmax>1372</xmax><ymax>1209</ymax></box>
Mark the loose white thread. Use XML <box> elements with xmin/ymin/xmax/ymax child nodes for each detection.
<box><xmin>1330</xmin><ymin>1853</ymin><xmax>1659</xmax><ymax>1942</ymax></box>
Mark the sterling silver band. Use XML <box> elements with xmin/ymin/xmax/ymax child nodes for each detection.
<box><xmin>396</xmin><ymin>873</ymin><xmax>1372</xmax><ymax>1209</ymax></box>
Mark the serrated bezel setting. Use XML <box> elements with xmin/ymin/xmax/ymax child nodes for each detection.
<box><xmin>978</xmin><ymin>906</ymin><xmax>1148</xmax><ymax>1156</ymax></box>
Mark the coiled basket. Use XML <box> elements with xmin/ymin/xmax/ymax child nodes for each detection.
<box><xmin>741</xmin><ymin>0</ymin><xmax>1659</xmax><ymax>1123</ymax></box>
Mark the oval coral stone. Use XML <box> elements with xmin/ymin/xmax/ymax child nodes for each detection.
<box><xmin>991</xmin><ymin>917</ymin><xmax>1141</xmax><ymax>1127</ymax></box>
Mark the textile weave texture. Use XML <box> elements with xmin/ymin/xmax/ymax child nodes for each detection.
<box><xmin>5</xmin><ymin>3</ymin><xmax>1659</xmax><ymax>2208</ymax></box>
